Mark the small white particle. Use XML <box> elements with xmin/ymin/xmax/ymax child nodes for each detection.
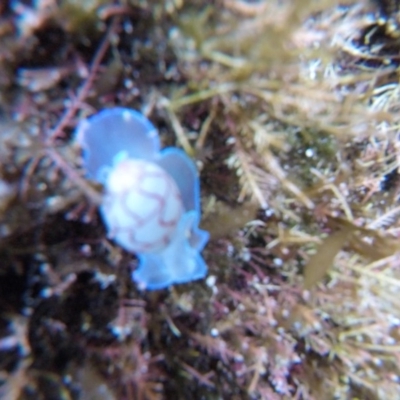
<box><xmin>305</xmin><ymin>148</ymin><xmax>314</xmax><ymax>158</ymax></box>
<box><xmin>240</xmin><ymin>248</ymin><xmax>251</xmax><ymax>262</ymax></box>
<box><xmin>385</xmin><ymin>337</ymin><xmax>396</xmax><ymax>345</ymax></box>
<box><xmin>210</xmin><ymin>328</ymin><xmax>219</xmax><ymax>337</ymax></box>
<box><xmin>46</xmin><ymin>196</ymin><xmax>63</xmax><ymax>209</ymax></box>
<box><xmin>111</xmin><ymin>325</ymin><xmax>132</xmax><ymax>340</ymax></box>
<box><xmin>39</xmin><ymin>263</ymin><xmax>51</xmax><ymax>273</ymax></box>
<box><xmin>388</xmin><ymin>316</ymin><xmax>400</xmax><ymax>325</ymax></box>
<box><xmin>302</xmin><ymin>290</ymin><xmax>310</xmax><ymax>301</ymax></box>
<box><xmin>264</xmin><ymin>208</ymin><xmax>274</xmax><ymax>217</ymax></box>
<box><xmin>40</xmin><ymin>288</ymin><xmax>52</xmax><ymax>298</ymax></box>
<box><xmin>273</xmin><ymin>258</ymin><xmax>283</xmax><ymax>266</ymax></box>
<box><xmin>206</xmin><ymin>275</ymin><xmax>217</xmax><ymax>287</ymax></box>
<box><xmin>234</xmin><ymin>354</ymin><xmax>244</xmax><ymax>362</ymax></box>
<box><xmin>94</xmin><ymin>272</ymin><xmax>116</xmax><ymax>289</ymax></box>
<box><xmin>123</xmin><ymin>21</ymin><xmax>133</xmax><ymax>34</ymax></box>
<box><xmin>124</xmin><ymin>79</ymin><xmax>133</xmax><ymax>89</ymax></box>
<box><xmin>373</xmin><ymin>358</ymin><xmax>382</xmax><ymax>366</ymax></box>
<box><xmin>294</xmin><ymin>321</ymin><xmax>302</xmax><ymax>330</ymax></box>
<box><xmin>80</xmin><ymin>244</ymin><xmax>92</xmax><ymax>256</ymax></box>
<box><xmin>226</xmin><ymin>244</ymin><xmax>234</xmax><ymax>256</ymax></box>
<box><xmin>0</xmin><ymin>336</ymin><xmax>18</xmax><ymax>351</ymax></box>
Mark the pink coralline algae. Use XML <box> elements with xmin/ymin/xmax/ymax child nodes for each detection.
<box><xmin>75</xmin><ymin>108</ymin><xmax>209</xmax><ymax>290</ymax></box>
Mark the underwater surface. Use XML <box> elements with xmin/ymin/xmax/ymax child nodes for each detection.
<box><xmin>1</xmin><ymin>1</ymin><xmax>400</xmax><ymax>399</ymax></box>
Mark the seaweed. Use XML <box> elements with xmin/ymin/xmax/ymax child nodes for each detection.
<box><xmin>1</xmin><ymin>0</ymin><xmax>400</xmax><ymax>399</ymax></box>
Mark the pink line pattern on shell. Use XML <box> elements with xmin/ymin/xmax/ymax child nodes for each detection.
<box><xmin>102</xmin><ymin>159</ymin><xmax>183</xmax><ymax>253</ymax></box>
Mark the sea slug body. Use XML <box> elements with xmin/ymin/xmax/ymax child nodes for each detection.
<box><xmin>75</xmin><ymin>108</ymin><xmax>209</xmax><ymax>290</ymax></box>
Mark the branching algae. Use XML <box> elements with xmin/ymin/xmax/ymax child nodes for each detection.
<box><xmin>76</xmin><ymin>107</ymin><xmax>209</xmax><ymax>290</ymax></box>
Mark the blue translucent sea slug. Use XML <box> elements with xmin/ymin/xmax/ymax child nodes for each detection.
<box><xmin>75</xmin><ymin>108</ymin><xmax>209</xmax><ymax>290</ymax></box>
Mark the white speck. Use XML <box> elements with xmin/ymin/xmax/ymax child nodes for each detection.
<box><xmin>0</xmin><ymin>224</ymin><xmax>11</xmax><ymax>236</ymax></box>
<box><xmin>234</xmin><ymin>354</ymin><xmax>244</xmax><ymax>362</ymax></box>
<box><xmin>308</xmin><ymin>59</ymin><xmax>321</xmax><ymax>80</ymax></box>
<box><xmin>0</xmin><ymin>335</ymin><xmax>18</xmax><ymax>351</ymax></box>
<box><xmin>293</xmin><ymin>354</ymin><xmax>301</xmax><ymax>363</ymax></box>
<box><xmin>373</xmin><ymin>358</ymin><xmax>382</xmax><ymax>366</ymax></box>
<box><xmin>302</xmin><ymin>290</ymin><xmax>310</xmax><ymax>301</ymax></box>
<box><xmin>294</xmin><ymin>321</ymin><xmax>302</xmax><ymax>331</ymax></box>
<box><xmin>124</xmin><ymin>79</ymin><xmax>133</xmax><ymax>89</ymax></box>
<box><xmin>240</xmin><ymin>248</ymin><xmax>251</xmax><ymax>262</ymax></box>
<box><xmin>81</xmin><ymin>322</ymin><xmax>90</xmax><ymax>332</ymax></box>
<box><xmin>273</xmin><ymin>258</ymin><xmax>283</xmax><ymax>266</ymax></box>
<box><xmin>305</xmin><ymin>148</ymin><xmax>314</xmax><ymax>158</ymax></box>
<box><xmin>40</xmin><ymin>288</ymin><xmax>52</xmax><ymax>298</ymax></box>
<box><xmin>123</xmin><ymin>21</ymin><xmax>133</xmax><ymax>34</ymax></box>
<box><xmin>210</xmin><ymin>328</ymin><xmax>219</xmax><ymax>337</ymax></box>
<box><xmin>94</xmin><ymin>272</ymin><xmax>116</xmax><ymax>289</ymax></box>
<box><xmin>385</xmin><ymin>337</ymin><xmax>396</xmax><ymax>345</ymax></box>
<box><xmin>206</xmin><ymin>275</ymin><xmax>217</xmax><ymax>287</ymax></box>
<box><xmin>39</xmin><ymin>263</ymin><xmax>51</xmax><ymax>273</ymax></box>
<box><xmin>37</xmin><ymin>182</ymin><xmax>47</xmax><ymax>191</ymax></box>
<box><xmin>22</xmin><ymin>308</ymin><xmax>32</xmax><ymax>316</ymax></box>
<box><xmin>46</xmin><ymin>196</ymin><xmax>63</xmax><ymax>209</ymax></box>
<box><xmin>169</xmin><ymin>27</ymin><xmax>179</xmax><ymax>39</ymax></box>
<box><xmin>111</xmin><ymin>325</ymin><xmax>132</xmax><ymax>340</ymax></box>
<box><xmin>388</xmin><ymin>316</ymin><xmax>400</xmax><ymax>325</ymax></box>
<box><xmin>0</xmin><ymin>179</ymin><xmax>15</xmax><ymax>206</ymax></box>
<box><xmin>80</xmin><ymin>244</ymin><xmax>91</xmax><ymax>256</ymax></box>
<box><xmin>264</xmin><ymin>208</ymin><xmax>274</xmax><ymax>217</ymax></box>
<box><xmin>226</xmin><ymin>244</ymin><xmax>234</xmax><ymax>256</ymax></box>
